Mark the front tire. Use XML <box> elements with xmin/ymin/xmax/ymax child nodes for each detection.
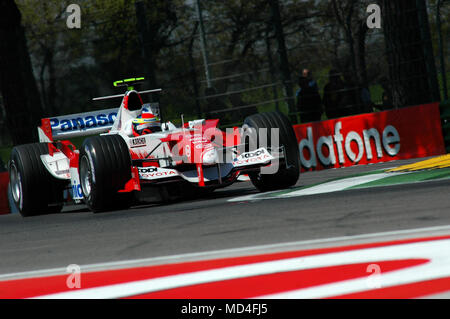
<box><xmin>79</xmin><ymin>135</ymin><xmax>134</xmax><ymax>212</ymax></box>
<box><xmin>9</xmin><ymin>143</ymin><xmax>64</xmax><ymax>217</ymax></box>
<box><xmin>243</xmin><ymin>111</ymin><xmax>300</xmax><ymax>191</ymax></box>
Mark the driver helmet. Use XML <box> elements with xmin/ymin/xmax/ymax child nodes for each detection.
<box><xmin>131</xmin><ymin>110</ymin><xmax>161</xmax><ymax>136</ymax></box>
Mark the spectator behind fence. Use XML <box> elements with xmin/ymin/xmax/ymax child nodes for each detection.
<box><xmin>379</xmin><ymin>77</ymin><xmax>394</xmax><ymax>110</ymax></box>
<box><xmin>302</xmin><ymin>68</ymin><xmax>319</xmax><ymax>92</ymax></box>
<box><xmin>341</xmin><ymin>74</ymin><xmax>363</xmax><ymax>116</ymax></box>
<box><xmin>341</xmin><ymin>70</ymin><xmax>374</xmax><ymax>115</ymax></box>
<box><xmin>323</xmin><ymin>69</ymin><xmax>347</xmax><ymax>119</ymax></box>
<box><xmin>360</xmin><ymin>86</ymin><xmax>375</xmax><ymax>114</ymax></box>
<box><xmin>296</xmin><ymin>69</ymin><xmax>320</xmax><ymax>101</ymax></box>
<box><xmin>296</xmin><ymin>76</ymin><xmax>322</xmax><ymax>123</ymax></box>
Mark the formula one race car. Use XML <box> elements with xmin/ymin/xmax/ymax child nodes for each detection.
<box><xmin>8</xmin><ymin>78</ymin><xmax>300</xmax><ymax>216</ymax></box>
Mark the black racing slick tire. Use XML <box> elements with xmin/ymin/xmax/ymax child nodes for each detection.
<box><xmin>79</xmin><ymin>134</ymin><xmax>134</xmax><ymax>212</ymax></box>
<box><xmin>243</xmin><ymin>111</ymin><xmax>300</xmax><ymax>192</ymax></box>
<box><xmin>9</xmin><ymin>143</ymin><xmax>65</xmax><ymax>217</ymax></box>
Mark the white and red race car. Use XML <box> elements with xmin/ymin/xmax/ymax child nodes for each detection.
<box><xmin>8</xmin><ymin>78</ymin><xmax>300</xmax><ymax>216</ymax></box>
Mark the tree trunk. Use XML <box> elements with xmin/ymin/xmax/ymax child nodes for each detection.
<box><xmin>188</xmin><ymin>22</ymin><xmax>202</xmax><ymax>118</ymax></box>
<box><xmin>0</xmin><ymin>0</ymin><xmax>44</xmax><ymax>145</ymax></box>
<box><xmin>47</xmin><ymin>50</ymin><xmax>57</xmax><ymax>115</ymax></box>
<box><xmin>379</xmin><ymin>0</ymin><xmax>440</xmax><ymax>108</ymax></box>
<box><xmin>355</xmin><ymin>20</ymin><xmax>368</xmax><ymax>87</ymax></box>
<box><xmin>269</xmin><ymin>0</ymin><xmax>295</xmax><ymax>122</ymax></box>
<box><xmin>135</xmin><ymin>1</ymin><xmax>159</xmax><ymax>102</ymax></box>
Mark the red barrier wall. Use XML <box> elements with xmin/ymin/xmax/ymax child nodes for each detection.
<box><xmin>293</xmin><ymin>103</ymin><xmax>445</xmax><ymax>172</ymax></box>
<box><xmin>0</xmin><ymin>172</ymin><xmax>10</xmax><ymax>215</ymax></box>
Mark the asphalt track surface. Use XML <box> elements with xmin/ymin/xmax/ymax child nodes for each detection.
<box><xmin>1</xmin><ymin>157</ymin><xmax>450</xmax><ymax>282</ymax></box>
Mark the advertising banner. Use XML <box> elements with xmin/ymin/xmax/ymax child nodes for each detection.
<box><xmin>293</xmin><ymin>103</ymin><xmax>445</xmax><ymax>172</ymax></box>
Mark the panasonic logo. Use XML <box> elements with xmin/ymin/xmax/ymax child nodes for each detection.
<box><xmin>50</xmin><ymin>111</ymin><xmax>117</xmax><ymax>132</ymax></box>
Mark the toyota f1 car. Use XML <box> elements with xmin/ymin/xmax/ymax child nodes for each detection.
<box><xmin>8</xmin><ymin>78</ymin><xmax>300</xmax><ymax>216</ymax></box>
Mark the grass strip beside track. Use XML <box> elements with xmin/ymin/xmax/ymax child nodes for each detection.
<box><xmin>352</xmin><ymin>168</ymin><xmax>450</xmax><ymax>189</ymax></box>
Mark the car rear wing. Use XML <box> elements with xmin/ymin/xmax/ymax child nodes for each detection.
<box><xmin>38</xmin><ymin>108</ymin><xmax>119</xmax><ymax>142</ymax></box>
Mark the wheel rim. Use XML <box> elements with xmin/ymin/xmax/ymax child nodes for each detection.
<box><xmin>80</xmin><ymin>156</ymin><xmax>92</xmax><ymax>197</ymax></box>
<box><xmin>9</xmin><ymin>162</ymin><xmax>22</xmax><ymax>205</ymax></box>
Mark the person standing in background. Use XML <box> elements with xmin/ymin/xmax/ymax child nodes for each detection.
<box><xmin>323</xmin><ymin>69</ymin><xmax>346</xmax><ymax>119</ymax></box>
<box><xmin>360</xmin><ymin>86</ymin><xmax>375</xmax><ymax>114</ymax></box>
<box><xmin>379</xmin><ymin>77</ymin><xmax>394</xmax><ymax>110</ymax></box>
<box><xmin>302</xmin><ymin>69</ymin><xmax>319</xmax><ymax>92</ymax></box>
<box><xmin>296</xmin><ymin>68</ymin><xmax>322</xmax><ymax>123</ymax></box>
<box><xmin>296</xmin><ymin>75</ymin><xmax>322</xmax><ymax>123</ymax></box>
<box><xmin>341</xmin><ymin>71</ymin><xmax>364</xmax><ymax>116</ymax></box>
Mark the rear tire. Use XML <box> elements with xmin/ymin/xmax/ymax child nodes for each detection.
<box><xmin>243</xmin><ymin>111</ymin><xmax>300</xmax><ymax>191</ymax></box>
<box><xmin>79</xmin><ymin>135</ymin><xmax>134</xmax><ymax>212</ymax></box>
<box><xmin>9</xmin><ymin>143</ymin><xmax>65</xmax><ymax>217</ymax></box>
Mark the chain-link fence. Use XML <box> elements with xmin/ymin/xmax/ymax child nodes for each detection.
<box><xmin>0</xmin><ymin>0</ymin><xmax>448</xmax><ymax>154</ymax></box>
<box><xmin>191</xmin><ymin>0</ymin><xmax>448</xmax><ymax>126</ymax></box>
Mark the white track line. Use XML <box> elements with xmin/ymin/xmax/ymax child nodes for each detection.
<box><xmin>229</xmin><ymin>172</ymin><xmax>406</xmax><ymax>202</ymax></box>
<box><xmin>280</xmin><ymin>172</ymin><xmax>402</xmax><ymax>198</ymax></box>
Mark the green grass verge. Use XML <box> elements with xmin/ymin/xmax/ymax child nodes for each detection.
<box><xmin>349</xmin><ymin>168</ymin><xmax>450</xmax><ymax>189</ymax></box>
